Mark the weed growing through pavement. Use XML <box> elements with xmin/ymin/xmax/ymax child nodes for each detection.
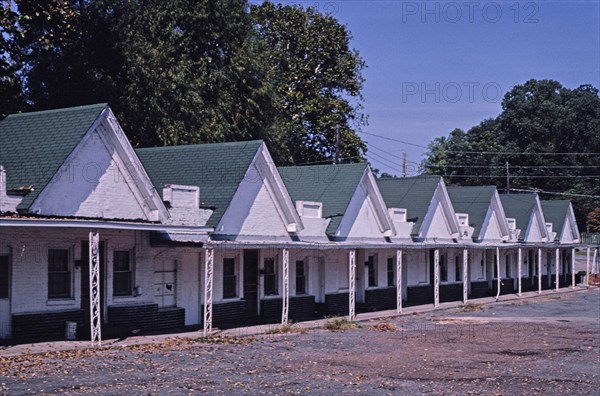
<box><xmin>265</xmin><ymin>323</ymin><xmax>309</xmax><ymax>335</ymax></box>
<box><xmin>324</xmin><ymin>318</ymin><xmax>360</xmax><ymax>331</ymax></box>
<box><xmin>462</xmin><ymin>302</ymin><xmax>483</xmax><ymax>312</ymax></box>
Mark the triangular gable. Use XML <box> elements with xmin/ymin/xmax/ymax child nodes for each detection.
<box><xmin>541</xmin><ymin>200</ymin><xmax>581</xmax><ymax>243</ymax></box>
<box><xmin>523</xmin><ymin>196</ymin><xmax>549</xmax><ymax>242</ymax></box>
<box><xmin>419</xmin><ymin>181</ymin><xmax>460</xmax><ymax>241</ymax></box>
<box><xmin>478</xmin><ymin>190</ymin><xmax>510</xmax><ymax>242</ymax></box>
<box><xmin>214</xmin><ymin>143</ymin><xmax>302</xmax><ymax>240</ymax></box>
<box><xmin>335</xmin><ymin>168</ymin><xmax>394</xmax><ymax>241</ymax></box>
<box><xmin>29</xmin><ymin>107</ymin><xmax>167</xmax><ymax>221</ymax></box>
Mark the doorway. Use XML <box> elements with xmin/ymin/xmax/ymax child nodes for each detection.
<box><xmin>243</xmin><ymin>250</ymin><xmax>259</xmax><ymax>319</ymax></box>
<box><xmin>0</xmin><ymin>254</ymin><xmax>10</xmax><ymax>338</ymax></box>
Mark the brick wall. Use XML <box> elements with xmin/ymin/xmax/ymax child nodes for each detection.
<box><xmin>107</xmin><ymin>304</ymin><xmax>184</xmax><ymax>336</ymax></box>
<box><xmin>440</xmin><ymin>283</ymin><xmax>462</xmax><ymax>303</ymax></box>
<box><xmin>325</xmin><ymin>292</ymin><xmax>349</xmax><ymax>315</ymax></box>
<box><xmin>260</xmin><ymin>295</ymin><xmax>316</xmax><ymax>323</ymax></box>
<box><xmin>407</xmin><ymin>285</ymin><xmax>433</xmax><ymax>306</ymax></box>
<box><xmin>469</xmin><ymin>281</ymin><xmax>489</xmax><ymax>298</ymax></box>
<box><xmin>12</xmin><ymin>309</ymin><xmax>84</xmax><ymax>342</ymax></box>
<box><xmin>363</xmin><ymin>287</ymin><xmax>397</xmax><ymax>311</ymax></box>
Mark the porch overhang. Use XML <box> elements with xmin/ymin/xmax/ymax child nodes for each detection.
<box><xmin>0</xmin><ymin>217</ymin><xmax>214</xmax><ymax>234</ymax></box>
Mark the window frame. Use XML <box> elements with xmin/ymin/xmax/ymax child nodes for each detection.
<box><xmin>366</xmin><ymin>255</ymin><xmax>377</xmax><ymax>288</ymax></box>
<box><xmin>113</xmin><ymin>250</ymin><xmax>134</xmax><ymax>297</ymax></box>
<box><xmin>454</xmin><ymin>255</ymin><xmax>462</xmax><ymax>282</ymax></box>
<box><xmin>440</xmin><ymin>254</ymin><xmax>448</xmax><ymax>283</ymax></box>
<box><xmin>263</xmin><ymin>257</ymin><xmax>278</xmax><ymax>296</ymax></box>
<box><xmin>387</xmin><ymin>257</ymin><xmax>395</xmax><ymax>287</ymax></box>
<box><xmin>48</xmin><ymin>248</ymin><xmax>71</xmax><ymax>299</ymax></box>
<box><xmin>295</xmin><ymin>260</ymin><xmax>307</xmax><ymax>295</ymax></box>
<box><xmin>222</xmin><ymin>257</ymin><xmax>238</xmax><ymax>299</ymax></box>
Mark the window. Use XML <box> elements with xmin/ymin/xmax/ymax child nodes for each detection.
<box><xmin>505</xmin><ymin>255</ymin><xmax>511</xmax><ymax>278</ymax></box>
<box><xmin>48</xmin><ymin>249</ymin><xmax>70</xmax><ymax>298</ymax></box>
<box><xmin>387</xmin><ymin>257</ymin><xmax>395</xmax><ymax>287</ymax></box>
<box><xmin>0</xmin><ymin>255</ymin><xmax>9</xmax><ymax>299</ymax></box>
<box><xmin>366</xmin><ymin>256</ymin><xmax>377</xmax><ymax>287</ymax></box>
<box><xmin>264</xmin><ymin>258</ymin><xmax>278</xmax><ymax>295</ymax></box>
<box><xmin>455</xmin><ymin>255</ymin><xmax>462</xmax><ymax>282</ymax></box>
<box><xmin>296</xmin><ymin>260</ymin><xmax>306</xmax><ymax>294</ymax></box>
<box><xmin>440</xmin><ymin>254</ymin><xmax>448</xmax><ymax>282</ymax></box>
<box><xmin>113</xmin><ymin>251</ymin><xmax>133</xmax><ymax>296</ymax></box>
<box><xmin>223</xmin><ymin>257</ymin><xmax>237</xmax><ymax>298</ymax></box>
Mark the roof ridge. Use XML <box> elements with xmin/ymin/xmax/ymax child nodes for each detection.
<box><xmin>4</xmin><ymin>103</ymin><xmax>107</xmax><ymax>119</ymax></box>
<box><xmin>278</xmin><ymin>162</ymin><xmax>367</xmax><ymax>170</ymax></box>
<box><xmin>135</xmin><ymin>140</ymin><xmax>263</xmax><ymax>152</ymax></box>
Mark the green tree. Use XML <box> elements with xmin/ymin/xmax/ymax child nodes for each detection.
<box><xmin>250</xmin><ymin>2</ymin><xmax>367</xmax><ymax>165</ymax></box>
<box><xmin>588</xmin><ymin>208</ymin><xmax>600</xmax><ymax>233</ymax></box>
<box><xmin>422</xmin><ymin>79</ymin><xmax>600</xmax><ymax>229</ymax></box>
<box><xmin>0</xmin><ymin>1</ymin><xmax>24</xmax><ymax>116</ymax></box>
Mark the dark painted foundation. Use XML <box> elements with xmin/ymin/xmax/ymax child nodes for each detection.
<box><xmin>440</xmin><ymin>283</ymin><xmax>463</xmax><ymax>303</ymax></box>
<box><xmin>361</xmin><ymin>287</ymin><xmax>397</xmax><ymax>311</ymax></box>
<box><xmin>406</xmin><ymin>285</ymin><xmax>433</xmax><ymax>306</ymax></box>
<box><xmin>12</xmin><ymin>309</ymin><xmax>84</xmax><ymax>342</ymax></box>
<box><xmin>469</xmin><ymin>281</ymin><xmax>490</xmax><ymax>298</ymax></box>
<box><xmin>107</xmin><ymin>304</ymin><xmax>185</xmax><ymax>336</ymax></box>
<box><xmin>260</xmin><ymin>295</ymin><xmax>316</xmax><ymax>323</ymax></box>
<box><xmin>325</xmin><ymin>292</ymin><xmax>349</xmax><ymax>315</ymax></box>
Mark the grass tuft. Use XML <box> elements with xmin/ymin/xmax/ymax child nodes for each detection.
<box><xmin>324</xmin><ymin>318</ymin><xmax>360</xmax><ymax>331</ymax></box>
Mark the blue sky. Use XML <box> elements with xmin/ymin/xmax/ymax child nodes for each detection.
<box><xmin>262</xmin><ymin>1</ymin><xmax>600</xmax><ymax>175</ymax></box>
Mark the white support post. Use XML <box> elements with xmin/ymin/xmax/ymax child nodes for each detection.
<box><xmin>594</xmin><ymin>249</ymin><xmax>598</xmax><ymax>274</ymax></box>
<box><xmin>462</xmin><ymin>249</ymin><xmax>468</xmax><ymax>304</ymax></box>
<box><xmin>89</xmin><ymin>230</ymin><xmax>102</xmax><ymax>346</ymax></box>
<box><xmin>571</xmin><ymin>248</ymin><xmax>575</xmax><ymax>289</ymax></box>
<box><xmin>538</xmin><ymin>248</ymin><xmax>542</xmax><ymax>294</ymax></box>
<box><xmin>555</xmin><ymin>248</ymin><xmax>560</xmax><ymax>291</ymax></box>
<box><xmin>282</xmin><ymin>248</ymin><xmax>290</xmax><ymax>325</ymax></box>
<box><xmin>348</xmin><ymin>250</ymin><xmax>356</xmax><ymax>320</ymax></box>
<box><xmin>517</xmin><ymin>248</ymin><xmax>522</xmax><ymax>297</ymax></box>
<box><xmin>434</xmin><ymin>249</ymin><xmax>440</xmax><ymax>308</ymax></box>
<box><xmin>495</xmin><ymin>248</ymin><xmax>501</xmax><ymax>301</ymax></box>
<box><xmin>203</xmin><ymin>248</ymin><xmax>214</xmax><ymax>337</ymax></box>
<box><xmin>396</xmin><ymin>249</ymin><xmax>403</xmax><ymax>314</ymax></box>
<box><xmin>586</xmin><ymin>247</ymin><xmax>590</xmax><ymax>287</ymax></box>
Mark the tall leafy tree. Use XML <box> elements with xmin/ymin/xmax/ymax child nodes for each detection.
<box><xmin>422</xmin><ymin>79</ymin><xmax>600</xmax><ymax>229</ymax></box>
<box><xmin>251</xmin><ymin>2</ymin><xmax>367</xmax><ymax>165</ymax></box>
<box><xmin>0</xmin><ymin>1</ymin><xmax>24</xmax><ymax>116</ymax></box>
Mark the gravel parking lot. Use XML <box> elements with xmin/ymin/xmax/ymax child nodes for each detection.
<box><xmin>1</xmin><ymin>288</ymin><xmax>598</xmax><ymax>395</ymax></box>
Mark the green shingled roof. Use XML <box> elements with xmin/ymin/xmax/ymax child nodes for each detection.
<box><xmin>541</xmin><ymin>200</ymin><xmax>570</xmax><ymax>241</ymax></box>
<box><xmin>278</xmin><ymin>163</ymin><xmax>368</xmax><ymax>236</ymax></box>
<box><xmin>499</xmin><ymin>193</ymin><xmax>538</xmax><ymax>240</ymax></box>
<box><xmin>0</xmin><ymin>103</ymin><xmax>107</xmax><ymax>211</ymax></box>
<box><xmin>447</xmin><ymin>185</ymin><xmax>497</xmax><ymax>239</ymax></box>
<box><xmin>136</xmin><ymin>140</ymin><xmax>262</xmax><ymax>227</ymax></box>
<box><xmin>376</xmin><ymin>175</ymin><xmax>441</xmax><ymax>236</ymax></box>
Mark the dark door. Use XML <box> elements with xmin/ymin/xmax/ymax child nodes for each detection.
<box><xmin>243</xmin><ymin>250</ymin><xmax>259</xmax><ymax>318</ymax></box>
<box><xmin>429</xmin><ymin>249</ymin><xmax>435</xmax><ymax>285</ymax></box>
<box><xmin>81</xmin><ymin>241</ymin><xmax>106</xmax><ymax>325</ymax></box>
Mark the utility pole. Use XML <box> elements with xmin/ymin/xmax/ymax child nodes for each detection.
<box><xmin>506</xmin><ymin>161</ymin><xmax>510</xmax><ymax>193</ymax></box>
<box><xmin>334</xmin><ymin>126</ymin><xmax>340</xmax><ymax>164</ymax></box>
<box><xmin>403</xmin><ymin>152</ymin><xmax>407</xmax><ymax>177</ymax></box>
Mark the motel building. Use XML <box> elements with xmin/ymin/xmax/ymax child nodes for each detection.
<box><xmin>0</xmin><ymin>104</ymin><xmax>596</xmax><ymax>343</ymax></box>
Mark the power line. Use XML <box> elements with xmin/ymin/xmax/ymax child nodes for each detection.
<box><xmin>425</xmin><ymin>164</ymin><xmax>600</xmax><ymax>169</ymax></box>
<box><xmin>442</xmin><ymin>175</ymin><xmax>600</xmax><ymax>179</ymax></box>
<box><xmin>510</xmin><ymin>188</ymin><xmax>600</xmax><ymax>199</ymax></box>
<box><xmin>360</xmin><ymin>130</ymin><xmax>600</xmax><ymax>156</ymax></box>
